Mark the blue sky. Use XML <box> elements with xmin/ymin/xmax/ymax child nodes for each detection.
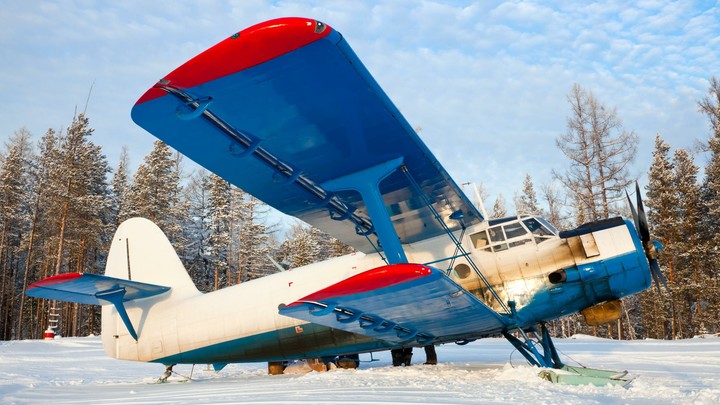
<box><xmin>1</xmin><ymin>0</ymin><xmax>718</xmax><ymax>214</ymax></box>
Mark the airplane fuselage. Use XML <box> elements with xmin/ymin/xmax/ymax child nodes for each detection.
<box><xmin>102</xmin><ymin>215</ymin><xmax>650</xmax><ymax>366</ymax></box>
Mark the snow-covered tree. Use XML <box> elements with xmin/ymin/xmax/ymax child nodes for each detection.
<box><xmin>517</xmin><ymin>173</ymin><xmax>541</xmax><ymax>215</ymax></box>
<box><xmin>641</xmin><ymin>134</ymin><xmax>677</xmax><ymax>338</ymax></box>
<box><xmin>0</xmin><ymin>128</ymin><xmax>34</xmax><ymax>339</ymax></box>
<box><xmin>110</xmin><ymin>146</ymin><xmax>131</xmax><ymax>226</ymax></box>
<box><xmin>233</xmin><ymin>190</ymin><xmax>275</xmax><ymax>282</ymax></box>
<box><xmin>281</xmin><ymin>222</ymin><xmax>321</xmax><ymax>269</ymax></box>
<box><xmin>490</xmin><ymin>194</ymin><xmax>507</xmax><ymax>219</ymax></box>
<box><xmin>540</xmin><ymin>182</ymin><xmax>566</xmax><ymax>230</ymax></box>
<box><xmin>207</xmin><ymin>174</ymin><xmax>231</xmax><ymax>290</ymax></box>
<box><xmin>698</xmin><ymin>76</ymin><xmax>720</xmax><ymax>335</ymax></box>
<box><xmin>37</xmin><ymin>114</ymin><xmax>111</xmax><ymax>337</ymax></box>
<box><xmin>126</xmin><ymin>140</ymin><xmax>187</xmax><ymax>249</ymax></box>
<box><xmin>671</xmin><ymin>148</ymin><xmax>705</xmax><ymax>337</ymax></box>
<box><xmin>182</xmin><ymin>170</ymin><xmax>212</xmax><ymax>291</ymax></box>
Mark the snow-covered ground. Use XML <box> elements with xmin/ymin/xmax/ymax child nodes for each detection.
<box><xmin>1</xmin><ymin>335</ymin><xmax>719</xmax><ymax>404</ymax></box>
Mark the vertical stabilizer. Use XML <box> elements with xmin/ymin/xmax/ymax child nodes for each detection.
<box><xmin>102</xmin><ymin>217</ymin><xmax>200</xmax><ymax>359</ymax></box>
<box><xmin>104</xmin><ymin>217</ymin><xmax>198</xmax><ymax>297</ymax></box>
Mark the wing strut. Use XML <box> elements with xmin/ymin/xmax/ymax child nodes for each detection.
<box><xmin>322</xmin><ymin>157</ymin><xmax>407</xmax><ymax>264</ymax></box>
<box><xmin>401</xmin><ymin>166</ymin><xmax>511</xmax><ymax>314</ymax></box>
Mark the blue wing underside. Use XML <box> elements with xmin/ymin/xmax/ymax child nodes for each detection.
<box><xmin>279</xmin><ymin>265</ymin><xmax>508</xmax><ymax>345</ymax></box>
<box><xmin>131</xmin><ymin>26</ymin><xmax>482</xmax><ymax>254</ymax></box>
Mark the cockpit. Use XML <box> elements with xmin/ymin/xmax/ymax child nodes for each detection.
<box><xmin>469</xmin><ymin>215</ymin><xmax>558</xmax><ymax>253</ymax></box>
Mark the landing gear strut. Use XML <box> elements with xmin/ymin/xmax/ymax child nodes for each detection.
<box><xmin>157</xmin><ymin>364</ymin><xmax>175</xmax><ymax>383</ymax></box>
<box><xmin>503</xmin><ymin>323</ymin><xmax>632</xmax><ymax>386</ymax></box>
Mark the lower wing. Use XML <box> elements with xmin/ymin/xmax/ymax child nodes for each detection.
<box><xmin>279</xmin><ymin>264</ymin><xmax>509</xmax><ymax>345</ymax></box>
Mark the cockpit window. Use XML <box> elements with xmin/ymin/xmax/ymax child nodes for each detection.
<box><xmin>523</xmin><ymin>217</ymin><xmax>555</xmax><ymax>243</ymax></box>
<box><xmin>536</xmin><ymin>217</ymin><xmax>558</xmax><ymax>235</ymax></box>
<box><xmin>488</xmin><ymin>226</ymin><xmax>505</xmax><ymax>242</ymax></box>
<box><xmin>503</xmin><ymin>222</ymin><xmax>527</xmax><ymax>239</ymax></box>
<box><xmin>470</xmin><ymin>216</ymin><xmax>558</xmax><ymax>253</ymax></box>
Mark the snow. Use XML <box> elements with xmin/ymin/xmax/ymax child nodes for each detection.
<box><xmin>2</xmin><ymin>335</ymin><xmax>719</xmax><ymax>404</ymax></box>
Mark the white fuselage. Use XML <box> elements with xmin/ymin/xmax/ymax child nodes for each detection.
<box><xmin>102</xmin><ymin>216</ymin><xmax>644</xmax><ymax>364</ymax></box>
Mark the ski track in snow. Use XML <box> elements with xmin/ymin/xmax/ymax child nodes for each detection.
<box><xmin>1</xmin><ymin>335</ymin><xmax>719</xmax><ymax>404</ymax></box>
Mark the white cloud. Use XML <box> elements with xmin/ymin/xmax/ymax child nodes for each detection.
<box><xmin>0</xmin><ymin>0</ymin><xmax>718</xmax><ymax>209</ymax></box>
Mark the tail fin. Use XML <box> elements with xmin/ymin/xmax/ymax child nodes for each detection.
<box><xmin>105</xmin><ymin>217</ymin><xmax>199</xmax><ymax>298</ymax></box>
<box><xmin>101</xmin><ymin>218</ymin><xmax>200</xmax><ymax>358</ymax></box>
<box><xmin>26</xmin><ymin>218</ymin><xmax>199</xmax><ymax>347</ymax></box>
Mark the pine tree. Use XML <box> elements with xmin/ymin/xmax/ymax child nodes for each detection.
<box><xmin>0</xmin><ymin>128</ymin><xmax>34</xmax><ymax>339</ymax></box>
<box><xmin>126</xmin><ymin>140</ymin><xmax>187</xmax><ymax>249</ymax></box>
<box><xmin>698</xmin><ymin>76</ymin><xmax>720</xmax><ymax>334</ymax></box>
<box><xmin>517</xmin><ymin>174</ymin><xmax>541</xmax><ymax>215</ymax></box>
<box><xmin>233</xmin><ymin>190</ymin><xmax>274</xmax><ymax>282</ymax></box>
<box><xmin>491</xmin><ymin>194</ymin><xmax>507</xmax><ymax>219</ymax></box>
<box><xmin>643</xmin><ymin>134</ymin><xmax>676</xmax><ymax>339</ymax></box>
<box><xmin>281</xmin><ymin>222</ymin><xmax>321</xmax><ymax>269</ymax></box>
<box><xmin>672</xmin><ymin>148</ymin><xmax>705</xmax><ymax>336</ymax></box>
<box><xmin>183</xmin><ymin>170</ymin><xmax>212</xmax><ymax>291</ymax></box>
<box><xmin>111</xmin><ymin>146</ymin><xmax>131</xmax><ymax>226</ymax></box>
<box><xmin>40</xmin><ymin>114</ymin><xmax>111</xmax><ymax>337</ymax></box>
<box><xmin>207</xmin><ymin>174</ymin><xmax>231</xmax><ymax>290</ymax></box>
<box><xmin>18</xmin><ymin>128</ymin><xmax>59</xmax><ymax>339</ymax></box>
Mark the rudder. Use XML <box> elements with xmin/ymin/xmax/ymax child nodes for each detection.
<box><xmin>105</xmin><ymin>217</ymin><xmax>199</xmax><ymax>297</ymax></box>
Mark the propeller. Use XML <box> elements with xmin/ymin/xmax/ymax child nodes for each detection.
<box><xmin>626</xmin><ymin>182</ymin><xmax>670</xmax><ymax>295</ymax></box>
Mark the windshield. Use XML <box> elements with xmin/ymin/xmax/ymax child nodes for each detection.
<box><xmin>523</xmin><ymin>217</ymin><xmax>556</xmax><ymax>242</ymax></box>
<box><xmin>470</xmin><ymin>216</ymin><xmax>558</xmax><ymax>252</ymax></box>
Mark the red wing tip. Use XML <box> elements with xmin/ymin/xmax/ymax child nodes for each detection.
<box><xmin>134</xmin><ymin>17</ymin><xmax>333</xmax><ymax>105</ymax></box>
<box><xmin>27</xmin><ymin>273</ymin><xmax>84</xmax><ymax>290</ymax></box>
<box><xmin>296</xmin><ymin>264</ymin><xmax>434</xmax><ymax>303</ymax></box>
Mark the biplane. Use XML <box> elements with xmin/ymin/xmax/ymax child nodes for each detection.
<box><xmin>26</xmin><ymin>17</ymin><xmax>663</xmax><ymax>385</ymax></box>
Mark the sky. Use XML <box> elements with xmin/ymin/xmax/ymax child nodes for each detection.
<box><xmin>1</xmin><ymin>0</ymin><xmax>719</xmax><ymax>214</ymax></box>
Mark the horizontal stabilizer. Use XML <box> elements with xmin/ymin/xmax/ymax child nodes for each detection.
<box><xmin>26</xmin><ymin>272</ymin><xmax>170</xmax><ymax>304</ymax></box>
<box><xmin>26</xmin><ymin>273</ymin><xmax>170</xmax><ymax>341</ymax></box>
<box><xmin>279</xmin><ymin>264</ymin><xmax>508</xmax><ymax>345</ymax></box>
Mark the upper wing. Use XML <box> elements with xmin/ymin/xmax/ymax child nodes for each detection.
<box><xmin>279</xmin><ymin>264</ymin><xmax>509</xmax><ymax>344</ymax></box>
<box><xmin>131</xmin><ymin>17</ymin><xmax>482</xmax><ymax>254</ymax></box>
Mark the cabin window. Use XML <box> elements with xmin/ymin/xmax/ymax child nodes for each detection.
<box><xmin>469</xmin><ymin>230</ymin><xmax>490</xmax><ymax>250</ymax></box>
<box><xmin>388</xmin><ymin>203</ymin><xmax>402</xmax><ymax>216</ymax></box>
<box><xmin>488</xmin><ymin>226</ymin><xmax>508</xmax><ymax>251</ymax></box>
<box><xmin>454</xmin><ymin>263</ymin><xmax>472</xmax><ymax>279</ymax></box>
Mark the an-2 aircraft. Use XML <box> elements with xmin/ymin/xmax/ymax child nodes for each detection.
<box><xmin>26</xmin><ymin>17</ymin><xmax>664</xmax><ymax>385</ymax></box>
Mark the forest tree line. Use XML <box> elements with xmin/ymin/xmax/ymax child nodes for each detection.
<box><xmin>1</xmin><ymin>78</ymin><xmax>719</xmax><ymax>341</ymax></box>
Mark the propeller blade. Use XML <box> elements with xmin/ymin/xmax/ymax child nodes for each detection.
<box><xmin>625</xmin><ymin>189</ymin><xmax>640</xmax><ymax>235</ymax></box>
<box><xmin>635</xmin><ymin>182</ymin><xmax>651</xmax><ymax>243</ymax></box>
<box><xmin>649</xmin><ymin>259</ymin><xmax>670</xmax><ymax>294</ymax></box>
